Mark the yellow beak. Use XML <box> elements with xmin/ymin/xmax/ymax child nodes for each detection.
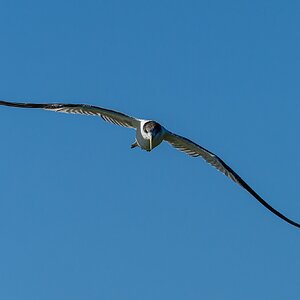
<box><xmin>150</xmin><ymin>136</ymin><xmax>153</xmax><ymax>151</ymax></box>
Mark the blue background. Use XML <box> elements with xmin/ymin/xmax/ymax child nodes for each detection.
<box><xmin>0</xmin><ymin>0</ymin><xmax>300</xmax><ymax>299</ymax></box>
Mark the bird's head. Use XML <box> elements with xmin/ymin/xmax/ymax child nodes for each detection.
<box><xmin>143</xmin><ymin>121</ymin><xmax>162</xmax><ymax>150</ymax></box>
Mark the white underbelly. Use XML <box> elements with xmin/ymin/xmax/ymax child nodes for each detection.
<box><xmin>136</xmin><ymin>129</ymin><xmax>164</xmax><ymax>151</ymax></box>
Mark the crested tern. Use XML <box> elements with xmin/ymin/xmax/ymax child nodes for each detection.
<box><xmin>0</xmin><ymin>99</ymin><xmax>299</xmax><ymax>228</ymax></box>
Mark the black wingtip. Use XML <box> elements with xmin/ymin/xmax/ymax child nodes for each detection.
<box><xmin>0</xmin><ymin>100</ymin><xmax>46</xmax><ymax>109</ymax></box>
<box><xmin>218</xmin><ymin>157</ymin><xmax>300</xmax><ymax>229</ymax></box>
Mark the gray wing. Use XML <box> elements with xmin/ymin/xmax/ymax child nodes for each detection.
<box><xmin>164</xmin><ymin>131</ymin><xmax>238</xmax><ymax>182</ymax></box>
<box><xmin>164</xmin><ymin>130</ymin><xmax>300</xmax><ymax>228</ymax></box>
<box><xmin>0</xmin><ymin>100</ymin><xmax>140</xmax><ymax>128</ymax></box>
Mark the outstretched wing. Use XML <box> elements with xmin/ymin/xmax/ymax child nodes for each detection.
<box><xmin>164</xmin><ymin>130</ymin><xmax>300</xmax><ymax>228</ymax></box>
<box><xmin>0</xmin><ymin>100</ymin><xmax>140</xmax><ymax>128</ymax></box>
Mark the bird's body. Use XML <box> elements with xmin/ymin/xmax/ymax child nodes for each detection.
<box><xmin>0</xmin><ymin>99</ymin><xmax>299</xmax><ymax>228</ymax></box>
<box><xmin>136</xmin><ymin>120</ymin><xmax>166</xmax><ymax>151</ymax></box>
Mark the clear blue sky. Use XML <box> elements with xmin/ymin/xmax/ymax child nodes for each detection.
<box><xmin>0</xmin><ymin>0</ymin><xmax>300</xmax><ymax>299</ymax></box>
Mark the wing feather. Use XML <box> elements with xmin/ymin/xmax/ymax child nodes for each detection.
<box><xmin>0</xmin><ymin>100</ymin><xmax>139</xmax><ymax>129</ymax></box>
<box><xmin>164</xmin><ymin>130</ymin><xmax>300</xmax><ymax>228</ymax></box>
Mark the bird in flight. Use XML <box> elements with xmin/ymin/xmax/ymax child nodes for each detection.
<box><xmin>0</xmin><ymin>99</ymin><xmax>299</xmax><ymax>228</ymax></box>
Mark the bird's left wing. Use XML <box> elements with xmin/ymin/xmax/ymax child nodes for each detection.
<box><xmin>0</xmin><ymin>100</ymin><xmax>140</xmax><ymax>128</ymax></box>
<box><xmin>164</xmin><ymin>130</ymin><xmax>300</xmax><ymax>228</ymax></box>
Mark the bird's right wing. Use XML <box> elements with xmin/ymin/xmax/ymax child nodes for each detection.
<box><xmin>164</xmin><ymin>130</ymin><xmax>300</xmax><ymax>228</ymax></box>
<box><xmin>0</xmin><ymin>100</ymin><xmax>140</xmax><ymax>129</ymax></box>
<box><xmin>164</xmin><ymin>131</ymin><xmax>237</xmax><ymax>181</ymax></box>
